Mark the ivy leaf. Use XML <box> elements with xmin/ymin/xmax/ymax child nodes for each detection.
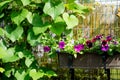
<box><xmin>27</xmin><ymin>29</ymin><xmax>40</xmax><ymax>46</ymax></box>
<box><xmin>21</xmin><ymin>0</ymin><xmax>31</xmax><ymax>6</ymax></box>
<box><xmin>32</xmin><ymin>13</ymin><xmax>50</xmax><ymax>35</ymax></box>
<box><xmin>15</xmin><ymin>70</ymin><xmax>27</xmax><ymax>80</ymax></box>
<box><xmin>50</xmin><ymin>17</ymin><xmax>65</xmax><ymax>35</ymax></box>
<box><xmin>29</xmin><ymin>69</ymin><xmax>44</xmax><ymax>80</ymax></box>
<box><xmin>43</xmin><ymin>1</ymin><xmax>65</xmax><ymax>19</ymax></box>
<box><xmin>63</xmin><ymin>13</ymin><xmax>78</xmax><ymax>29</ymax></box>
<box><xmin>4</xmin><ymin>68</ymin><xmax>14</xmax><ymax>78</ymax></box>
<box><xmin>0</xmin><ymin>67</ymin><xmax>5</xmax><ymax>73</ymax></box>
<box><xmin>17</xmin><ymin>52</ymin><xmax>24</xmax><ymax>58</ymax></box>
<box><xmin>33</xmin><ymin>24</ymin><xmax>51</xmax><ymax>35</ymax></box>
<box><xmin>5</xmin><ymin>25</ymin><xmax>23</xmax><ymax>42</ymax></box>
<box><xmin>0</xmin><ymin>0</ymin><xmax>12</xmax><ymax>13</ymax></box>
<box><xmin>11</xmin><ymin>9</ymin><xmax>29</xmax><ymax>25</ymax></box>
<box><xmin>25</xmin><ymin>57</ymin><xmax>34</xmax><ymax>67</ymax></box>
<box><xmin>0</xmin><ymin>39</ymin><xmax>7</xmax><ymax>50</ymax></box>
<box><xmin>45</xmin><ymin>70</ymin><xmax>57</xmax><ymax>78</ymax></box>
<box><xmin>26</xmin><ymin>12</ymin><xmax>33</xmax><ymax>24</ymax></box>
<box><xmin>0</xmin><ymin>47</ymin><xmax>7</xmax><ymax>59</ymax></box>
<box><xmin>32</xmin><ymin>13</ymin><xmax>43</xmax><ymax>27</ymax></box>
<box><xmin>2</xmin><ymin>47</ymin><xmax>20</xmax><ymax>63</ymax></box>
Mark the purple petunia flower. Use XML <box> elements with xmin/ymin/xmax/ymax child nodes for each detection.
<box><xmin>101</xmin><ymin>44</ymin><xmax>109</xmax><ymax>52</ymax></box>
<box><xmin>44</xmin><ymin>46</ymin><xmax>51</xmax><ymax>52</ymax></box>
<box><xmin>74</xmin><ymin>44</ymin><xmax>84</xmax><ymax>53</ymax></box>
<box><xmin>59</xmin><ymin>41</ymin><xmax>65</xmax><ymax>49</ymax></box>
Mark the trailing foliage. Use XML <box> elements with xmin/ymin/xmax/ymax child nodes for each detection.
<box><xmin>0</xmin><ymin>0</ymin><xmax>91</xmax><ymax>79</ymax></box>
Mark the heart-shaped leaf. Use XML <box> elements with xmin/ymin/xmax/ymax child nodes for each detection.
<box><xmin>5</xmin><ymin>25</ymin><xmax>23</xmax><ymax>42</ymax></box>
<box><xmin>43</xmin><ymin>1</ymin><xmax>65</xmax><ymax>19</ymax></box>
<box><xmin>27</xmin><ymin>29</ymin><xmax>40</xmax><ymax>46</ymax></box>
<box><xmin>11</xmin><ymin>9</ymin><xmax>28</xmax><ymax>25</ymax></box>
<box><xmin>50</xmin><ymin>17</ymin><xmax>65</xmax><ymax>35</ymax></box>
<box><xmin>63</xmin><ymin>13</ymin><xmax>78</xmax><ymax>29</ymax></box>
<box><xmin>32</xmin><ymin>13</ymin><xmax>43</xmax><ymax>27</ymax></box>
<box><xmin>2</xmin><ymin>47</ymin><xmax>20</xmax><ymax>63</ymax></box>
<box><xmin>15</xmin><ymin>70</ymin><xmax>27</xmax><ymax>80</ymax></box>
<box><xmin>29</xmin><ymin>69</ymin><xmax>44</xmax><ymax>80</ymax></box>
<box><xmin>21</xmin><ymin>0</ymin><xmax>31</xmax><ymax>6</ymax></box>
<box><xmin>0</xmin><ymin>47</ymin><xmax>7</xmax><ymax>59</ymax></box>
<box><xmin>25</xmin><ymin>57</ymin><xmax>34</xmax><ymax>67</ymax></box>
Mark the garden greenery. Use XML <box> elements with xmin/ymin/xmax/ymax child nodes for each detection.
<box><xmin>0</xmin><ymin>0</ymin><xmax>92</xmax><ymax>79</ymax></box>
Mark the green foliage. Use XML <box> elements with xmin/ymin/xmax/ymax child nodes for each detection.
<box><xmin>0</xmin><ymin>0</ymin><xmax>12</xmax><ymax>13</ymax></box>
<box><xmin>5</xmin><ymin>25</ymin><xmax>23</xmax><ymax>42</ymax></box>
<box><xmin>0</xmin><ymin>67</ymin><xmax>5</xmax><ymax>73</ymax></box>
<box><xmin>21</xmin><ymin>0</ymin><xmax>31</xmax><ymax>6</ymax></box>
<box><xmin>29</xmin><ymin>69</ymin><xmax>44</xmax><ymax>80</ymax></box>
<box><xmin>63</xmin><ymin>13</ymin><xmax>78</xmax><ymax>29</ymax></box>
<box><xmin>11</xmin><ymin>9</ymin><xmax>29</xmax><ymax>25</ymax></box>
<box><xmin>0</xmin><ymin>0</ymin><xmax>91</xmax><ymax>79</ymax></box>
<box><xmin>43</xmin><ymin>0</ymin><xmax>65</xmax><ymax>20</ymax></box>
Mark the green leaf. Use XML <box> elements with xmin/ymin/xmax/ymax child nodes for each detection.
<box><xmin>15</xmin><ymin>70</ymin><xmax>27</xmax><ymax>80</ymax></box>
<box><xmin>2</xmin><ymin>47</ymin><xmax>20</xmax><ymax>63</ymax></box>
<box><xmin>67</xmin><ymin>0</ymin><xmax>74</xmax><ymax>3</ymax></box>
<box><xmin>0</xmin><ymin>28</ymin><xmax>4</xmax><ymax>36</ymax></box>
<box><xmin>0</xmin><ymin>67</ymin><xmax>5</xmax><ymax>73</ymax></box>
<box><xmin>4</xmin><ymin>68</ymin><xmax>14</xmax><ymax>77</ymax></box>
<box><xmin>29</xmin><ymin>69</ymin><xmax>44</xmax><ymax>80</ymax></box>
<box><xmin>32</xmin><ymin>13</ymin><xmax>43</xmax><ymax>27</ymax></box>
<box><xmin>0</xmin><ymin>47</ymin><xmax>7</xmax><ymax>59</ymax></box>
<box><xmin>0</xmin><ymin>13</ymin><xmax>4</xmax><ymax>18</ymax></box>
<box><xmin>27</xmin><ymin>29</ymin><xmax>40</xmax><ymax>46</ymax></box>
<box><xmin>33</xmin><ymin>24</ymin><xmax>50</xmax><ymax>35</ymax></box>
<box><xmin>45</xmin><ymin>70</ymin><xmax>57</xmax><ymax>78</ymax></box>
<box><xmin>25</xmin><ymin>57</ymin><xmax>34</xmax><ymax>67</ymax></box>
<box><xmin>0</xmin><ymin>0</ymin><xmax>12</xmax><ymax>13</ymax></box>
<box><xmin>43</xmin><ymin>1</ymin><xmax>65</xmax><ymax>19</ymax></box>
<box><xmin>50</xmin><ymin>17</ymin><xmax>65</xmax><ymax>35</ymax></box>
<box><xmin>17</xmin><ymin>52</ymin><xmax>24</xmax><ymax>58</ymax></box>
<box><xmin>5</xmin><ymin>25</ymin><xmax>23</xmax><ymax>42</ymax></box>
<box><xmin>21</xmin><ymin>0</ymin><xmax>31</xmax><ymax>6</ymax></box>
<box><xmin>0</xmin><ymin>39</ymin><xmax>7</xmax><ymax>50</ymax></box>
<box><xmin>63</xmin><ymin>13</ymin><xmax>78</xmax><ymax>29</ymax></box>
<box><xmin>11</xmin><ymin>9</ymin><xmax>29</xmax><ymax>25</ymax></box>
<box><xmin>26</xmin><ymin>12</ymin><xmax>33</xmax><ymax>24</ymax></box>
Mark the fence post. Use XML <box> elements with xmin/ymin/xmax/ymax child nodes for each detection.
<box><xmin>69</xmin><ymin>68</ymin><xmax>74</xmax><ymax>80</ymax></box>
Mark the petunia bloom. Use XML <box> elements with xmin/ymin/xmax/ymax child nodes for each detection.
<box><xmin>106</xmin><ymin>35</ymin><xmax>112</xmax><ymax>41</ymax></box>
<box><xmin>59</xmin><ymin>41</ymin><xmax>65</xmax><ymax>49</ymax></box>
<box><xmin>74</xmin><ymin>44</ymin><xmax>84</xmax><ymax>53</ymax></box>
<box><xmin>44</xmin><ymin>46</ymin><xmax>51</xmax><ymax>52</ymax></box>
<box><xmin>95</xmin><ymin>34</ymin><xmax>103</xmax><ymax>40</ymax></box>
<box><xmin>101</xmin><ymin>44</ymin><xmax>109</xmax><ymax>52</ymax></box>
<box><xmin>102</xmin><ymin>40</ymin><xmax>107</xmax><ymax>46</ymax></box>
<box><xmin>112</xmin><ymin>40</ymin><xmax>118</xmax><ymax>45</ymax></box>
<box><xmin>86</xmin><ymin>40</ymin><xmax>93</xmax><ymax>48</ymax></box>
<box><xmin>92</xmin><ymin>37</ymin><xmax>97</xmax><ymax>43</ymax></box>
